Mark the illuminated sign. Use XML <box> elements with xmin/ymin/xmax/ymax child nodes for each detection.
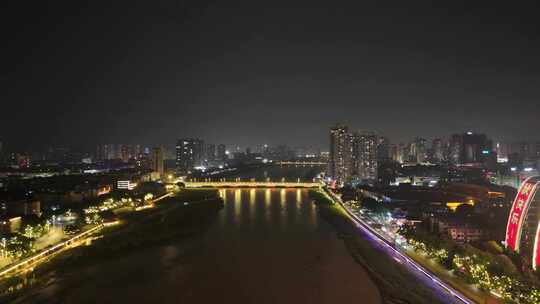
<box><xmin>97</xmin><ymin>185</ymin><xmax>112</xmax><ymax>196</ymax></box>
<box><xmin>117</xmin><ymin>180</ymin><xmax>136</xmax><ymax>190</ymax></box>
<box><xmin>505</xmin><ymin>176</ymin><xmax>540</xmax><ymax>252</ymax></box>
<box><xmin>446</xmin><ymin>201</ymin><xmax>474</xmax><ymax>212</ymax></box>
<box><xmin>482</xmin><ymin>150</ymin><xmax>490</xmax><ymax>155</ymax></box>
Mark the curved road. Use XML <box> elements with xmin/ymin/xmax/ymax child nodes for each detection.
<box><xmin>327</xmin><ymin>189</ymin><xmax>474</xmax><ymax>304</ymax></box>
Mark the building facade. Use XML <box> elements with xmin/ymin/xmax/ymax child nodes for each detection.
<box><xmin>449</xmin><ymin>132</ymin><xmax>493</xmax><ymax>165</ymax></box>
<box><xmin>329</xmin><ymin>125</ymin><xmax>352</xmax><ymax>183</ymax></box>
<box><xmin>352</xmin><ymin>131</ymin><xmax>378</xmax><ymax>181</ymax></box>
<box><xmin>176</xmin><ymin>138</ymin><xmax>204</xmax><ymax>174</ymax></box>
<box><xmin>217</xmin><ymin>144</ymin><xmax>227</xmax><ymax>161</ymax></box>
<box><xmin>329</xmin><ymin>125</ymin><xmax>378</xmax><ymax>184</ymax></box>
<box><xmin>151</xmin><ymin>146</ymin><xmax>164</xmax><ymax>177</ymax></box>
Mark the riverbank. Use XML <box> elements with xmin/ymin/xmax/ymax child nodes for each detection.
<box><xmin>405</xmin><ymin>249</ymin><xmax>488</xmax><ymax>303</ymax></box>
<box><xmin>0</xmin><ymin>189</ymin><xmax>223</xmax><ymax>302</ymax></box>
<box><xmin>309</xmin><ymin>190</ymin><xmax>451</xmax><ymax>304</ymax></box>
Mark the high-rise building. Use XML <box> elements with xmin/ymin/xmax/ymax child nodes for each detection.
<box><xmin>508</xmin><ymin>142</ymin><xmax>540</xmax><ymax>162</ymax></box>
<box><xmin>120</xmin><ymin>145</ymin><xmax>130</xmax><ymax>163</ymax></box>
<box><xmin>329</xmin><ymin>125</ymin><xmax>379</xmax><ymax>183</ymax></box>
<box><xmin>108</xmin><ymin>144</ymin><xmax>119</xmax><ymax>160</ymax></box>
<box><xmin>431</xmin><ymin>138</ymin><xmax>444</xmax><ymax>164</ymax></box>
<box><xmin>134</xmin><ymin>145</ymin><xmax>142</xmax><ymax>158</ymax></box>
<box><xmin>96</xmin><ymin>144</ymin><xmax>135</xmax><ymax>161</ymax></box>
<box><xmin>408</xmin><ymin>137</ymin><xmax>427</xmax><ymax>163</ymax></box>
<box><xmin>176</xmin><ymin>138</ymin><xmax>204</xmax><ymax>174</ymax></box>
<box><xmin>136</xmin><ymin>151</ymin><xmax>151</xmax><ymax>170</ymax></box>
<box><xmin>217</xmin><ymin>144</ymin><xmax>227</xmax><ymax>161</ymax></box>
<box><xmin>497</xmin><ymin>141</ymin><xmax>540</xmax><ymax>168</ymax></box>
<box><xmin>329</xmin><ymin>125</ymin><xmax>353</xmax><ymax>183</ymax></box>
<box><xmin>389</xmin><ymin>143</ymin><xmax>407</xmax><ymax>163</ymax></box>
<box><xmin>269</xmin><ymin>145</ymin><xmax>295</xmax><ymax>161</ymax></box>
<box><xmin>352</xmin><ymin>131</ymin><xmax>378</xmax><ymax>181</ymax></box>
<box><xmin>96</xmin><ymin>144</ymin><xmax>107</xmax><ymax>161</ymax></box>
<box><xmin>449</xmin><ymin>132</ymin><xmax>493</xmax><ymax>165</ymax></box>
<box><xmin>151</xmin><ymin>146</ymin><xmax>164</xmax><ymax>177</ymax></box>
<box><xmin>389</xmin><ymin>144</ymin><xmax>398</xmax><ymax>163</ymax></box>
<box><xmin>376</xmin><ymin>136</ymin><xmax>390</xmax><ymax>163</ymax></box>
<box><xmin>206</xmin><ymin>144</ymin><xmax>216</xmax><ymax>161</ymax></box>
<box><xmin>495</xmin><ymin>142</ymin><xmax>510</xmax><ymax>163</ymax></box>
<box><xmin>449</xmin><ymin>134</ymin><xmax>462</xmax><ymax>165</ymax></box>
<box><xmin>97</xmin><ymin>144</ymin><xmax>119</xmax><ymax>160</ymax></box>
<box><xmin>262</xmin><ymin>144</ymin><xmax>270</xmax><ymax>157</ymax></box>
<box><xmin>194</xmin><ymin>139</ymin><xmax>205</xmax><ymax>166</ymax></box>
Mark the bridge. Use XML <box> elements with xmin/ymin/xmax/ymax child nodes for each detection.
<box><xmin>184</xmin><ymin>180</ymin><xmax>323</xmax><ymax>189</ymax></box>
<box><xmin>275</xmin><ymin>161</ymin><xmax>327</xmax><ymax>166</ymax></box>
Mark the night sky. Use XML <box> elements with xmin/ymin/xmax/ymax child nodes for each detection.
<box><xmin>4</xmin><ymin>1</ymin><xmax>540</xmax><ymax>150</ymax></box>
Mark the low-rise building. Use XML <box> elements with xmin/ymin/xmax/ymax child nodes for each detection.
<box><xmin>0</xmin><ymin>216</ymin><xmax>21</xmax><ymax>233</ymax></box>
<box><xmin>431</xmin><ymin>217</ymin><xmax>484</xmax><ymax>243</ymax></box>
<box><xmin>448</xmin><ymin>226</ymin><xmax>483</xmax><ymax>243</ymax></box>
<box><xmin>0</xmin><ymin>193</ymin><xmax>41</xmax><ymax>217</ymax></box>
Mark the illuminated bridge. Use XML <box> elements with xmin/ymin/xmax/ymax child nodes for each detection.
<box><xmin>275</xmin><ymin>161</ymin><xmax>327</xmax><ymax>166</ymax></box>
<box><xmin>505</xmin><ymin>176</ymin><xmax>540</xmax><ymax>270</ymax></box>
<box><xmin>184</xmin><ymin>180</ymin><xmax>323</xmax><ymax>189</ymax></box>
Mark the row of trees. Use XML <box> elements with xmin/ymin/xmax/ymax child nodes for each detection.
<box><xmin>400</xmin><ymin>226</ymin><xmax>540</xmax><ymax>303</ymax></box>
<box><xmin>1</xmin><ymin>220</ymin><xmax>51</xmax><ymax>260</ymax></box>
<box><xmin>358</xmin><ymin>195</ymin><xmax>540</xmax><ymax>303</ymax></box>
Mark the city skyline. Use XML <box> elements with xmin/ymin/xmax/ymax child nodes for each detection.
<box><xmin>0</xmin><ymin>131</ymin><xmax>540</xmax><ymax>160</ymax></box>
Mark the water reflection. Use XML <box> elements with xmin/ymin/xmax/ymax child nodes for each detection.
<box><xmin>218</xmin><ymin>189</ymin><xmax>227</xmax><ymax>228</ymax></box>
<box><xmin>234</xmin><ymin>189</ymin><xmax>242</xmax><ymax>224</ymax></box>
<box><xmin>249</xmin><ymin>189</ymin><xmax>256</xmax><ymax>227</ymax></box>
<box><xmin>265</xmin><ymin>189</ymin><xmax>271</xmax><ymax>224</ymax></box>
<box><xmin>217</xmin><ymin>188</ymin><xmax>316</xmax><ymax>233</ymax></box>
<box><xmin>249</xmin><ymin>189</ymin><xmax>256</xmax><ymax>204</ymax></box>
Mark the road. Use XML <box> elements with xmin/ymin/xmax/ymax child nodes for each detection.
<box><xmin>0</xmin><ymin>192</ymin><xmax>174</xmax><ymax>280</ymax></box>
<box><xmin>0</xmin><ymin>224</ymin><xmax>104</xmax><ymax>279</ymax></box>
<box><xmin>325</xmin><ymin>189</ymin><xmax>475</xmax><ymax>304</ymax></box>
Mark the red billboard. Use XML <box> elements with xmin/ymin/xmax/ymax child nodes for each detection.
<box><xmin>505</xmin><ymin>176</ymin><xmax>540</xmax><ymax>252</ymax></box>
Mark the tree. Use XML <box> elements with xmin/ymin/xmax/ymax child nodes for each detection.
<box><xmin>361</xmin><ymin>197</ymin><xmax>388</xmax><ymax>214</ymax></box>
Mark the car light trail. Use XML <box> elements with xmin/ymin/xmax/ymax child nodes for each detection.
<box><xmin>325</xmin><ymin>189</ymin><xmax>474</xmax><ymax>304</ymax></box>
<box><xmin>0</xmin><ymin>224</ymin><xmax>104</xmax><ymax>278</ymax></box>
<box><xmin>0</xmin><ymin>191</ymin><xmax>176</xmax><ymax>280</ymax></box>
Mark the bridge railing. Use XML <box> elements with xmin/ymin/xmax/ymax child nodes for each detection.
<box><xmin>275</xmin><ymin>161</ymin><xmax>327</xmax><ymax>166</ymax></box>
<box><xmin>185</xmin><ymin>177</ymin><xmax>320</xmax><ymax>183</ymax></box>
<box><xmin>183</xmin><ymin>180</ymin><xmax>323</xmax><ymax>188</ymax></box>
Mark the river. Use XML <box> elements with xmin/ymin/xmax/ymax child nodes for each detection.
<box><xmin>7</xmin><ymin>186</ymin><xmax>381</xmax><ymax>304</ymax></box>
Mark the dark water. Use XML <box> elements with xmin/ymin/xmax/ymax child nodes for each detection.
<box><xmin>11</xmin><ymin>188</ymin><xmax>381</xmax><ymax>304</ymax></box>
